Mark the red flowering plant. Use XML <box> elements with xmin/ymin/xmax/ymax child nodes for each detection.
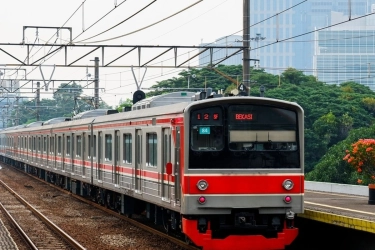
<box><xmin>343</xmin><ymin>139</ymin><xmax>375</xmax><ymax>185</ymax></box>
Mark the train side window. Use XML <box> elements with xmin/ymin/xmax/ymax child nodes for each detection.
<box><xmin>29</xmin><ymin>137</ymin><xmax>32</xmax><ymax>151</ymax></box>
<box><xmin>146</xmin><ymin>133</ymin><xmax>157</xmax><ymax>167</ymax></box>
<box><xmin>88</xmin><ymin>135</ymin><xmax>97</xmax><ymax>159</ymax></box>
<box><xmin>43</xmin><ymin>137</ymin><xmax>47</xmax><ymax>153</ymax></box>
<box><xmin>57</xmin><ymin>136</ymin><xmax>62</xmax><ymax>155</ymax></box>
<box><xmin>93</xmin><ymin>135</ymin><xmax>97</xmax><ymax>158</ymax></box>
<box><xmin>50</xmin><ymin>136</ymin><xmax>54</xmax><ymax>154</ymax></box>
<box><xmin>88</xmin><ymin>135</ymin><xmax>91</xmax><ymax>158</ymax></box>
<box><xmin>123</xmin><ymin>133</ymin><xmax>132</xmax><ymax>164</ymax></box>
<box><xmin>105</xmin><ymin>134</ymin><xmax>112</xmax><ymax>161</ymax></box>
<box><xmin>76</xmin><ymin>135</ymin><xmax>82</xmax><ymax>157</ymax></box>
<box><xmin>66</xmin><ymin>136</ymin><xmax>71</xmax><ymax>156</ymax></box>
<box><xmin>33</xmin><ymin>137</ymin><xmax>36</xmax><ymax>152</ymax></box>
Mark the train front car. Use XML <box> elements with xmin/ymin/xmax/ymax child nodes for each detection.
<box><xmin>181</xmin><ymin>97</ymin><xmax>304</xmax><ymax>250</ymax></box>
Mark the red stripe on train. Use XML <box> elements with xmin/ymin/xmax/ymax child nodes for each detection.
<box><xmin>184</xmin><ymin>175</ymin><xmax>304</xmax><ymax>194</ymax></box>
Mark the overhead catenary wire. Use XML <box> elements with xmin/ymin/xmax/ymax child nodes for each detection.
<box><xmin>75</xmin><ymin>0</ymin><xmax>204</xmax><ymax>44</ymax></box>
<box><xmin>75</xmin><ymin>0</ymin><xmax>156</xmax><ymax>43</ymax></box>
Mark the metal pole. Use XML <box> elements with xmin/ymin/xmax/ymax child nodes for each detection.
<box><xmin>243</xmin><ymin>0</ymin><xmax>250</xmax><ymax>95</ymax></box>
<box><xmin>36</xmin><ymin>81</ymin><xmax>40</xmax><ymax>121</ymax></box>
<box><xmin>94</xmin><ymin>57</ymin><xmax>99</xmax><ymax>109</ymax></box>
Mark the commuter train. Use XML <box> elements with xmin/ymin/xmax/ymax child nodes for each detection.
<box><xmin>0</xmin><ymin>90</ymin><xmax>304</xmax><ymax>250</ymax></box>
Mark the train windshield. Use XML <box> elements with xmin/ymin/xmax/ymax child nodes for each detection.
<box><xmin>189</xmin><ymin>104</ymin><xmax>300</xmax><ymax>169</ymax></box>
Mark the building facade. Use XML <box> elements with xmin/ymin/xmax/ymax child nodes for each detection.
<box><xmin>198</xmin><ymin>35</ymin><xmax>243</xmax><ymax>66</ymax></box>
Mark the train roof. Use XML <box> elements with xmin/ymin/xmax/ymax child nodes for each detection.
<box><xmin>72</xmin><ymin>109</ymin><xmax>118</xmax><ymax>120</ymax></box>
<box><xmin>131</xmin><ymin>91</ymin><xmax>196</xmax><ymax>110</ymax></box>
<box><xmin>42</xmin><ymin>117</ymin><xmax>71</xmax><ymax>125</ymax></box>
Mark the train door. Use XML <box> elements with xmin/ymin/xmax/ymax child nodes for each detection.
<box><xmin>98</xmin><ymin>131</ymin><xmax>103</xmax><ymax>181</ymax></box>
<box><xmin>174</xmin><ymin>126</ymin><xmax>181</xmax><ymax>205</ymax></box>
<box><xmin>135</xmin><ymin>129</ymin><xmax>142</xmax><ymax>193</ymax></box>
<box><xmin>114</xmin><ymin>130</ymin><xmax>120</xmax><ymax>186</ymax></box>
<box><xmin>82</xmin><ymin>132</ymin><xmax>86</xmax><ymax>176</ymax></box>
<box><xmin>62</xmin><ymin>134</ymin><xmax>65</xmax><ymax>171</ymax></box>
<box><xmin>162</xmin><ymin>128</ymin><xmax>171</xmax><ymax>202</ymax></box>
<box><xmin>71</xmin><ymin>133</ymin><xmax>75</xmax><ymax>174</ymax></box>
<box><xmin>46</xmin><ymin>135</ymin><xmax>49</xmax><ymax>167</ymax></box>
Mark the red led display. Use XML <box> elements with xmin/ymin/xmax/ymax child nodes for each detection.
<box><xmin>195</xmin><ymin>112</ymin><xmax>220</xmax><ymax>121</ymax></box>
<box><xmin>235</xmin><ymin>113</ymin><xmax>253</xmax><ymax>120</ymax></box>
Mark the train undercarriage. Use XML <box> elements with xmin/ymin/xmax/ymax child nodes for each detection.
<box><xmin>3</xmin><ymin>156</ymin><xmax>298</xmax><ymax>250</ymax></box>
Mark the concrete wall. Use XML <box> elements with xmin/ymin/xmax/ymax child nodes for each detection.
<box><xmin>305</xmin><ymin>181</ymin><xmax>368</xmax><ymax>197</ymax></box>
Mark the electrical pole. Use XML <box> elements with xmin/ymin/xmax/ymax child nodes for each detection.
<box><xmin>250</xmin><ymin>33</ymin><xmax>265</xmax><ymax>69</ymax></box>
<box><xmin>93</xmin><ymin>57</ymin><xmax>99</xmax><ymax>109</ymax></box>
<box><xmin>36</xmin><ymin>81</ymin><xmax>40</xmax><ymax>121</ymax></box>
<box><xmin>243</xmin><ymin>0</ymin><xmax>250</xmax><ymax>95</ymax></box>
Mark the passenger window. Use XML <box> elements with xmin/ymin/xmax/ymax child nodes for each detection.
<box><xmin>146</xmin><ymin>133</ymin><xmax>157</xmax><ymax>167</ymax></box>
<box><xmin>123</xmin><ymin>133</ymin><xmax>132</xmax><ymax>164</ymax></box>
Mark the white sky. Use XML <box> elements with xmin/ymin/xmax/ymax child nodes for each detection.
<box><xmin>0</xmin><ymin>0</ymin><xmax>244</xmax><ymax>108</ymax></box>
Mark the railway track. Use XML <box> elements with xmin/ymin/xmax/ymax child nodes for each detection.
<box><xmin>0</xmin><ymin>179</ymin><xmax>85</xmax><ymax>250</ymax></box>
<box><xmin>0</xmin><ymin>164</ymin><xmax>199</xmax><ymax>250</ymax></box>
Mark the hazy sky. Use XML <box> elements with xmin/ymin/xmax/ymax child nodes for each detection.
<box><xmin>0</xmin><ymin>0</ymin><xmax>244</xmax><ymax>107</ymax></box>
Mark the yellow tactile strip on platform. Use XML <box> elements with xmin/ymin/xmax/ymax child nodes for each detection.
<box><xmin>299</xmin><ymin>209</ymin><xmax>375</xmax><ymax>234</ymax></box>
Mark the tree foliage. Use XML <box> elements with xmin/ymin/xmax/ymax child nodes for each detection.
<box><xmin>117</xmin><ymin>65</ymin><xmax>375</xmax><ymax>183</ymax></box>
<box><xmin>15</xmin><ymin>82</ymin><xmax>111</xmax><ymax>125</ymax></box>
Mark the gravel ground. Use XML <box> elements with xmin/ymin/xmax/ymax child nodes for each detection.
<box><xmin>0</xmin><ymin>166</ymin><xmax>186</xmax><ymax>250</ymax></box>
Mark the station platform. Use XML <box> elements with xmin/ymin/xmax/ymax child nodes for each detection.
<box><xmin>303</xmin><ymin>181</ymin><xmax>375</xmax><ymax>234</ymax></box>
<box><xmin>0</xmin><ymin>218</ymin><xmax>19</xmax><ymax>249</ymax></box>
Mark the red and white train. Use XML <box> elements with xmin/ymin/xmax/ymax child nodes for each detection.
<box><xmin>0</xmin><ymin>91</ymin><xmax>304</xmax><ymax>249</ymax></box>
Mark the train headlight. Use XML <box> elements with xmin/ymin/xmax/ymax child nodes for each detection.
<box><xmin>282</xmin><ymin>179</ymin><xmax>294</xmax><ymax>190</ymax></box>
<box><xmin>197</xmin><ymin>179</ymin><xmax>208</xmax><ymax>191</ymax></box>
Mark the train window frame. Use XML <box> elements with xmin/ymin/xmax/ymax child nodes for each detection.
<box><xmin>76</xmin><ymin>135</ymin><xmax>82</xmax><ymax>157</ymax></box>
<box><xmin>49</xmin><ymin>136</ymin><xmax>54</xmax><ymax>154</ymax></box>
<box><xmin>146</xmin><ymin>132</ymin><xmax>157</xmax><ymax>168</ymax></box>
<box><xmin>88</xmin><ymin>134</ymin><xmax>97</xmax><ymax>159</ymax></box>
<box><xmin>57</xmin><ymin>136</ymin><xmax>62</xmax><ymax>155</ymax></box>
<box><xmin>29</xmin><ymin>137</ymin><xmax>32</xmax><ymax>152</ymax></box>
<box><xmin>105</xmin><ymin>134</ymin><xmax>112</xmax><ymax>161</ymax></box>
<box><xmin>33</xmin><ymin>137</ymin><xmax>36</xmax><ymax>152</ymax></box>
<box><xmin>43</xmin><ymin>136</ymin><xmax>47</xmax><ymax>154</ymax></box>
<box><xmin>66</xmin><ymin>135</ymin><xmax>71</xmax><ymax>156</ymax></box>
<box><xmin>123</xmin><ymin>133</ymin><xmax>132</xmax><ymax>164</ymax></box>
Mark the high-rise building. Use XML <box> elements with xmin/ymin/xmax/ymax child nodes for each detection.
<box><xmin>0</xmin><ymin>80</ymin><xmax>20</xmax><ymax>128</ymax></box>
<box><xmin>313</xmin><ymin>11</ymin><xmax>375</xmax><ymax>89</ymax></box>
<box><xmin>249</xmin><ymin>0</ymin><xmax>375</xmax><ymax>84</ymax></box>
<box><xmin>199</xmin><ymin>35</ymin><xmax>243</xmax><ymax>66</ymax></box>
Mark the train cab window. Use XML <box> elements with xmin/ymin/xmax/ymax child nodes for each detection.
<box><xmin>123</xmin><ymin>134</ymin><xmax>132</xmax><ymax>164</ymax></box>
<box><xmin>189</xmin><ymin>104</ymin><xmax>300</xmax><ymax>169</ymax></box>
<box><xmin>227</xmin><ymin>105</ymin><xmax>298</xmax><ymax>152</ymax></box>
<box><xmin>105</xmin><ymin>134</ymin><xmax>112</xmax><ymax>161</ymax></box>
<box><xmin>146</xmin><ymin>133</ymin><xmax>157</xmax><ymax>167</ymax></box>
<box><xmin>66</xmin><ymin>136</ymin><xmax>71</xmax><ymax>156</ymax></box>
<box><xmin>190</xmin><ymin>106</ymin><xmax>224</xmax><ymax>151</ymax></box>
<box><xmin>76</xmin><ymin>135</ymin><xmax>82</xmax><ymax>157</ymax></box>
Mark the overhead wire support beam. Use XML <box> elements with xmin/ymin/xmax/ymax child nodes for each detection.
<box><xmin>141</xmin><ymin>47</ymin><xmax>173</xmax><ymax>67</ymax></box>
<box><xmin>31</xmin><ymin>46</ymin><xmax>63</xmax><ymax>65</ymax></box>
<box><xmin>211</xmin><ymin>49</ymin><xmax>243</xmax><ymax>67</ymax></box>
<box><xmin>68</xmin><ymin>46</ymin><xmax>100</xmax><ymax>66</ymax></box>
<box><xmin>177</xmin><ymin>48</ymin><xmax>209</xmax><ymax>68</ymax></box>
<box><xmin>0</xmin><ymin>48</ymin><xmax>26</xmax><ymax>65</ymax></box>
<box><xmin>0</xmin><ymin>43</ymin><xmax>245</xmax><ymax>68</ymax></box>
<box><xmin>104</xmin><ymin>47</ymin><xmax>136</xmax><ymax>67</ymax></box>
<box><xmin>23</xmin><ymin>26</ymin><xmax>72</xmax><ymax>44</ymax></box>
